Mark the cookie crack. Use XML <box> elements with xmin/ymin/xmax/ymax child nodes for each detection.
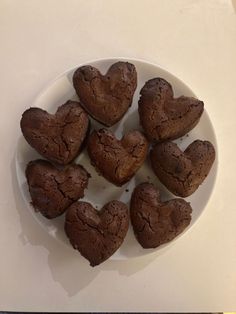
<box><xmin>114</xmin><ymin>159</ymin><xmax>122</xmax><ymax>177</ymax></box>
<box><xmin>91</xmin><ymin>83</ymin><xmax>99</xmax><ymax>103</ymax></box>
<box><xmin>166</xmin><ymin>102</ymin><xmax>193</xmax><ymax>121</ymax></box>
<box><xmin>83</xmin><ymin>76</ymin><xmax>100</xmax><ymax>101</ymax></box>
<box><xmin>137</xmin><ymin>211</ymin><xmax>155</xmax><ymax>233</ymax></box>
<box><xmin>74</xmin><ymin>209</ymin><xmax>105</xmax><ymax>237</ymax></box>
<box><xmin>52</xmin><ymin>174</ymin><xmax>74</xmax><ymax>203</ymax></box>
<box><xmin>137</xmin><ymin>194</ymin><xmax>158</xmax><ymax>207</ymax></box>
<box><xmin>31</xmin><ymin>107</ymin><xmax>85</xmax><ymax>162</ymax></box>
<box><xmin>97</xmin><ymin>132</ymin><xmax>121</xmax><ymax>151</ymax></box>
<box><xmin>148</xmin><ymin>101</ymin><xmax>201</xmax><ymax>139</ymax></box>
<box><xmin>60</xmin><ymin>108</ymin><xmax>84</xmax><ymax>155</ymax></box>
<box><xmin>153</xmin><ymin>103</ymin><xmax>197</xmax><ymax>133</ymax></box>
<box><xmin>95</xmin><ymin>132</ymin><xmax>123</xmax><ymax>179</ymax></box>
<box><xmin>104</xmin><ymin>208</ymin><xmax>125</xmax><ymax>238</ymax></box>
<box><xmin>31</xmin><ymin>132</ymin><xmax>50</xmax><ymax>154</ymax></box>
<box><xmin>31</xmin><ymin>131</ymin><xmax>65</xmax><ymax>161</ymax></box>
<box><xmin>110</xmin><ymin>92</ymin><xmax>128</xmax><ymax>103</ymax></box>
<box><xmin>85</xmin><ymin>73</ymin><xmax>130</xmax><ymax>108</ymax></box>
<box><xmin>156</xmin><ymin>145</ymin><xmax>204</xmax><ymax>189</ymax></box>
<box><xmin>51</xmin><ymin>137</ymin><xmax>65</xmax><ymax>159</ymax></box>
<box><xmin>128</xmin><ymin>142</ymin><xmax>146</xmax><ymax>160</ymax></box>
<box><xmin>136</xmin><ymin>223</ymin><xmax>146</xmax><ymax>234</ymax></box>
<box><xmin>156</xmin><ymin>161</ymin><xmax>187</xmax><ymax>185</ymax></box>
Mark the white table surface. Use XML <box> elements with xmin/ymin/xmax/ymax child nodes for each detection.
<box><xmin>0</xmin><ymin>0</ymin><xmax>236</xmax><ymax>312</ymax></box>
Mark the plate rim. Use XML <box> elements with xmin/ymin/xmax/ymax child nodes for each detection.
<box><xmin>15</xmin><ymin>57</ymin><xmax>219</xmax><ymax>260</ymax></box>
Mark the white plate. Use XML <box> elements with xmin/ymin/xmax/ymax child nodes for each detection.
<box><xmin>16</xmin><ymin>58</ymin><xmax>218</xmax><ymax>260</ymax></box>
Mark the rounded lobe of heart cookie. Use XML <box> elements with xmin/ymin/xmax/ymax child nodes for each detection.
<box><xmin>25</xmin><ymin>159</ymin><xmax>90</xmax><ymax>219</ymax></box>
<box><xmin>72</xmin><ymin>61</ymin><xmax>137</xmax><ymax>126</ymax></box>
<box><xmin>20</xmin><ymin>100</ymin><xmax>90</xmax><ymax>165</ymax></box>
<box><xmin>64</xmin><ymin>200</ymin><xmax>129</xmax><ymax>266</ymax></box>
<box><xmin>87</xmin><ymin>128</ymin><xmax>149</xmax><ymax>186</ymax></box>
<box><xmin>138</xmin><ymin>78</ymin><xmax>204</xmax><ymax>142</ymax></box>
<box><xmin>130</xmin><ymin>182</ymin><xmax>192</xmax><ymax>248</ymax></box>
<box><xmin>150</xmin><ymin>140</ymin><xmax>215</xmax><ymax>197</ymax></box>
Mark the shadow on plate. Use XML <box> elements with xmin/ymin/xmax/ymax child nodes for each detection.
<box><xmin>11</xmin><ymin>154</ymin><xmax>161</xmax><ymax>297</ymax></box>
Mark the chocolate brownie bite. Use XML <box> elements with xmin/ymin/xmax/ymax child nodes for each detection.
<box><xmin>130</xmin><ymin>182</ymin><xmax>192</xmax><ymax>248</ymax></box>
<box><xmin>26</xmin><ymin>159</ymin><xmax>90</xmax><ymax>219</ymax></box>
<box><xmin>87</xmin><ymin>128</ymin><xmax>148</xmax><ymax>186</ymax></box>
<box><xmin>150</xmin><ymin>140</ymin><xmax>215</xmax><ymax>197</ymax></box>
<box><xmin>65</xmin><ymin>200</ymin><xmax>129</xmax><ymax>266</ymax></box>
<box><xmin>138</xmin><ymin>78</ymin><xmax>204</xmax><ymax>142</ymax></box>
<box><xmin>21</xmin><ymin>100</ymin><xmax>90</xmax><ymax>165</ymax></box>
<box><xmin>73</xmin><ymin>62</ymin><xmax>137</xmax><ymax>126</ymax></box>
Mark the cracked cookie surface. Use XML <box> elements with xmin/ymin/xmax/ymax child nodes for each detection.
<box><xmin>87</xmin><ymin>129</ymin><xmax>148</xmax><ymax>186</ymax></box>
<box><xmin>150</xmin><ymin>140</ymin><xmax>215</xmax><ymax>197</ymax></box>
<box><xmin>138</xmin><ymin>78</ymin><xmax>204</xmax><ymax>142</ymax></box>
<box><xmin>65</xmin><ymin>200</ymin><xmax>129</xmax><ymax>266</ymax></box>
<box><xmin>26</xmin><ymin>159</ymin><xmax>90</xmax><ymax>219</ymax></box>
<box><xmin>73</xmin><ymin>61</ymin><xmax>137</xmax><ymax>126</ymax></box>
<box><xmin>21</xmin><ymin>100</ymin><xmax>89</xmax><ymax>165</ymax></box>
<box><xmin>130</xmin><ymin>182</ymin><xmax>192</xmax><ymax>248</ymax></box>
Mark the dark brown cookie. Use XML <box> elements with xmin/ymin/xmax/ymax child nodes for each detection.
<box><xmin>26</xmin><ymin>160</ymin><xmax>90</xmax><ymax>219</ymax></box>
<box><xmin>65</xmin><ymin>200</ymin><xmax>129</xmax><ymax>266</ymax></box>
<box><xmin>150</xmin><ymin>140</ymin><xmax>215</xmax><ymax>197</ymax></box>
<box><xmin>21</xmin><ymin>100</ymin><xmax>90</xmax><ymax>165</ymax></box>
<box><xmin>73</xmin><ymin>62</ymin><xmax>137</xmax><ymax>126</ymax></box>
<box><xmin>87</xmin><ymin>129</ymin><xmax>148</xmax><ymax>186</ymax></box>
<box><xmin>138</xmin><ymin>78</ymin><xmax>204</xmax><ymax>142</ymax></box>
<box><xmin>130</xmin><ymin>183</ymin><xmax>192</xmax><ymax>248</ymax></box>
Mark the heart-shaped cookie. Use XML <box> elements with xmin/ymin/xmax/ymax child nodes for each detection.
<box><xmin>73</xmin><ymin>61</ymin><xmax>137</xmax><ymax>126</ymax></box>
<box><xmin>65</xmin><ymin>200</ymin><xmax>129</xmax><ymax>266</ymax></box>
<box><xmin>130</xmin><ymin>183</ymin><xmax>192</xmax><ymax>248</ymax></box>
<box><xmin>87</xmin><ymin>129</ymin><xmax>148</xmax><ymax>186</ymax></box>
<box><xmin>21</xmin><ymin>100</ymin><xmax>89</xmax><ymax>165</ymax></box>
<box><xmin>138</xmin><ymin>78</ymin><xmax>204</xmax><ymax>142</ymax></box>
<box><xmin>26</xmin><ymin>160</ymin><xmax>90</xmax><ymax>219</ymax></box>
<box><xmin>150</xmin><ymin>140</ymin><xmax>215</xmax><ymax>197</ymax></box>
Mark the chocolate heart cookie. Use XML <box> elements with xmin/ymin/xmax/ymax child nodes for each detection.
<box><xmin>138</xmin><ymin>78</ymin><xmax>204</xmax><ymax>142</ymax></box>
<box><xmin>65</xmin><ymin>200</ymin><xmax>129</xmax><ymax>266</ymax></box>
<box><xmin>150</xmin><ymin>140</ymin><xmax>215</xmax><ymax>197</ymax></box>
<box><xmin>73</xmin><ymin>61</ymin><xmax>137</xmax><ymax>126</ymax></box>
<box><xmin>21</xmin><ymin>100</ymin><xmax>89</xmax><ymax>165</ymax></box>
<box><xmin>130</xmin><ymin>183</ymin><xmax>192</xmax><ymax>248</ymax></box>
<box><xmin>26</xmin><ymin>160</ymin><xmax>90</xmax><ymax>219</ymax></box>
<box><xmin>87</xmin><ymin>129</ymin><xmax>148</xmax><ymax>186</ymax></box>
